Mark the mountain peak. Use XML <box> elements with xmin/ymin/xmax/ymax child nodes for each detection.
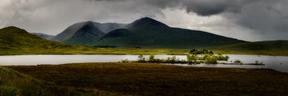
<box><xmin>53</xmin><ymin>20</ymin><xmax>105</xmax><ymax>44</ymax></box>
<box><xmin>82</xmin><ymin>21</ymin><xmax>95</xmax><ymax>26</ymax></box>
<box><xmin>128</xmin><ymin>17</ymin><xmax>169</xmax><ymax>29</ymax></box>
<box><xmin>2</xmin><ymin>26</ymin><xmax>24</xmax><ymax>31</ymax></box>
<box><xmin>137</xmin><ymin>17</ymin><xmax>157</xmax><ymax>22</ymax></box>
<box><xmin>77</xmin><ymin>21</ymin><xmax>102</xmax><ymax>33</ymax></box>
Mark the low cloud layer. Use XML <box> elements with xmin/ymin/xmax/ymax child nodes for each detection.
<box><xmin>0</xmin><ymin>0</ymin><xmax>288</xmax><ymax>41</ymax></box>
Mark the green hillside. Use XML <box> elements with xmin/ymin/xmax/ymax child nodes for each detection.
<box><xmin>97</xmin><ymin>28</ymin><xmax>245</xmax><ymax>48</ymax></box>
<box><xmin>0</xmin><ymin>26</ymin><xmax>71</xmax><ymax>50</ymax></box>
<box><xmin>0</xmin><ymin>26</ymin><xmax>89</xmax><ymax>55</ymax></box>
<box><xmin>216</xmin><ymin>40</ymin><xmax>288</xmax><ymax>55</ymax></box>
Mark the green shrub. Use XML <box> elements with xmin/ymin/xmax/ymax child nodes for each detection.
<box><xmin>148</xmin><ymin>55</ymin><xmax>155</xmax><ymax>62</ymax></box>
<box><xmin>254</xmin><ymin>61</ymin><xmax>264</xmax><ymax>65</ymax></box>
<box><xmin>205</xmin><ymin>56</ymin><xmax>218</xmax><ymax>64</ymax></box>
<box><xmin>189</xmin><ymin>49</ymin><xmax>214</xmax><ymax>55</ymax></box>
<box><xmin>187</xmin><ymin>54</ymin><xmax>197</xmax><ymax>64</ymax></box>
<box><xmin>216</xmin><ymin>54</ymin><xmax>229</xmax><ymax>61</ymax></box>
<box><xmin>138</xmin><ymin>55</ymin><xmax>146</xmax><ymax>63</ymax></box>
<box><xmin>234</xmin><ymin>60</ymin><xmax>243</xmax><ymax>64</ymax></box>
<box><xmin>121</xmin><ymin>59</ymin><xmax>129</xmax><ymax>63</ymax></box>
<box><xmin>167</xmin><ymin>56</ymin><xmax>177</xmax><ymax>64</ymax></box>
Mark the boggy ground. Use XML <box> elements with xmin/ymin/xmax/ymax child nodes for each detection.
<box><xmin>8</xmin><ymin>63</ymin><xmax>288</xmax><ymax>96</ymax></box>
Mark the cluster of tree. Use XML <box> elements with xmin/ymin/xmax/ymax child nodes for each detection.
<box><xmin>189</xmin><ymin>49</ymin><xmax>214</xmax><ymax>55</ymax></box>
<box><xmin>187</xmin><ymin>49</ymin><xmax>229</xmax><ymax>64</ymax></box>
<box><xmin>137</xmin><ymin>55</ymin><xmax>186</xmax><ymax>64</ymax></box>
<box><xmin>136</xmin><ymin>49</ymin><xmax>229</xmax><ymax>64</ymax></box>
<box><xmin>187</xmin><ymin>54</ymin><xmax>229</xmax><ymax>64</ymax></box>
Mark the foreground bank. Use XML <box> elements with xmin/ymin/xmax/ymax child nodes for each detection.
<box><xmin>5</xmin><ymin>63</ymin><xmax>288</xmax><ymax>96</ymax></box>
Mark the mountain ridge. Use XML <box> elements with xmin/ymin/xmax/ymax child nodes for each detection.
<box><xmin>53</xmin><ymin>21</ymin><xmax>105</xmax><ymax>45</ymax></box>
<box><xmin>53</xmin><ymin>17</ymin><xmax>247</xmax><ymax>48</ymax></box>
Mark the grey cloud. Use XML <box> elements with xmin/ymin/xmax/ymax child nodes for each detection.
<box><xmin>0</xmin><ymin>0</ymin><xmax>288</xmax><ymax>41</ymax></box>
<box><xmin>144</xmin><ymin>0</ymin><xmax>288</xmax><ymax>40</ymax></box>
<box><xmin>186</xmin><ymin>2</ymin><xmax>228</xmax><ymax>16</ymax></box>
<box><xmin>222</xmin><ymin>0</ymin><xmax>288</xmax><ymax>40</ymax></box>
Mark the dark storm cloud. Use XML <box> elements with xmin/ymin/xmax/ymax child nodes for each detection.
<box><xmin>128</xmin><ymin>0</ymin><xmax>288</xmax><ymax>40</ymax></box>
<box><xmin>0</xmin><ymin>0</ymin><xmax>288</xmax><ymax>41</ymax></box>
<box><xmin>84</xmin><ymin>0</ymin><xmax>236</xmax><ymax>16</ymax></box>
<box><xmin>222</xmin><ymin>0</ymin><xmax>288</xmax><ymax>40</ymax></box>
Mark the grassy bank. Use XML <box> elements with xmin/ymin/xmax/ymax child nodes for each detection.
<box><xmin>2</xmin><ymin>48</ymin><xmax>288</xmax><ymax>56</ymax></box>
<box><xmin>215</xmin><ymin>40</ymin><xmax>288</xmax><ymax>56</ymax></box>
<box><xmin>8</xmin><ymin>63</ymin><xmax>288</xmax><ymax>96</ymax></box>
<box><xmin>214</xmin><ymin>49</ymin><xmax>288</xmax><ymax>56</ymax></box>
<box><xmin>0</xmin><ymin>48</ymin><xmax>189</xmax><ymax>55</ymax></box>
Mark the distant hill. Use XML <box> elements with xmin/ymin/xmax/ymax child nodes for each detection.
<box><xmin>0</xmin><ymin>26</ymin><xmax>71</xmax><ymax>50</ymax></box>
<box><xmin>55</xmin><ymin>17</ymin><xmax>246</xmax><ymax>48</ymax></box>
<box><xmin>219</xmin><ymin>40</ymin><xmax>288</xmax><ymax>51</ymax></box>
<box><xmin>32</xmin><ymin>33</ymin><xmax>54</xmax><ymax>40</ymax></box>
<box><xmin>215</xmin><ymin>40</ymin><xmax>288</xmax><ymax>55</ymax></box>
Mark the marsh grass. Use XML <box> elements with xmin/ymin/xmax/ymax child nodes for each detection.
<box><xmin>0</xmin><ymin>66</ymin><xmax>127</xmax><ymax>96</ymax></box>
<box><xmin>8</xmin><ymin>63</ymin><xmax>288</xmax><ymax>96</ymax></box>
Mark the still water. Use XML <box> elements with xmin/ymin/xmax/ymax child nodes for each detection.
<box><xmin>0</xmin><ymin>54</ymin><xmax>288</xmax><ymax>72</ymax></box>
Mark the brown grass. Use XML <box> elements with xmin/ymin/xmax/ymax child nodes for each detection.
<box><xmin>8</xmin><ymin>63</ymin><xmax>288</xmax><ymax>96</ymax></box>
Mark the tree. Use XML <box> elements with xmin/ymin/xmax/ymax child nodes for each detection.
<box><xmin>187</xmin><ymin>54</ymin><xmax>197</xmax><ymax>64</ymax></box>
<box><xmin>138</xmin><ymin>55</ymin><xmax>146</xmax><ymax>63</ymax></box>
<box><xmin>149</xmin><ymin>55</ymin><xmax>155</xmax><ymax>62</ymax></box>
<box><xmin>204</xmin><ymin>56</ymin><xmax>218</xmax><ymax>64</ymax></box>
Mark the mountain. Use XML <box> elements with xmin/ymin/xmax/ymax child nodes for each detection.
<box><xmin>55</xmin><ymin>17</ymin><xmax>246</xmax><ymax>48</ymax></box>
<box><xmin>53</xmin><ymin>21</ymin><xmax>125</xmax><ymax>45</ymax></box>
<box><xmin>0</xmin><ymin>26</ymin><xmax>70</xmax><ymax>50</ymax></box>
<box><xmin>52</xmin><ymin>21</ymin><xmax>104</xmax><ymax>45</ymax></box>
<box><xmin>96</xmin><ymin>17</ymin><xmax>246</xmax><ymax>48</ymax></box>
<box><xmin>32</xmin><ymin>33</ymin><xmax>54</xmax><ymax>40</ymax></box>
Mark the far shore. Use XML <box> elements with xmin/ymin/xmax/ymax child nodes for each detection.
<box><xmin>1</xmin><ymin>48</ymin><xmax>288</xmax><ymax>56</ymax></box>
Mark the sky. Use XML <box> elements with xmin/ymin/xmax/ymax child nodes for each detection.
<box><xmin>0</xmin><ymin>0</ymin><xmax>288</xmax><ymax>41</ymax></box>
